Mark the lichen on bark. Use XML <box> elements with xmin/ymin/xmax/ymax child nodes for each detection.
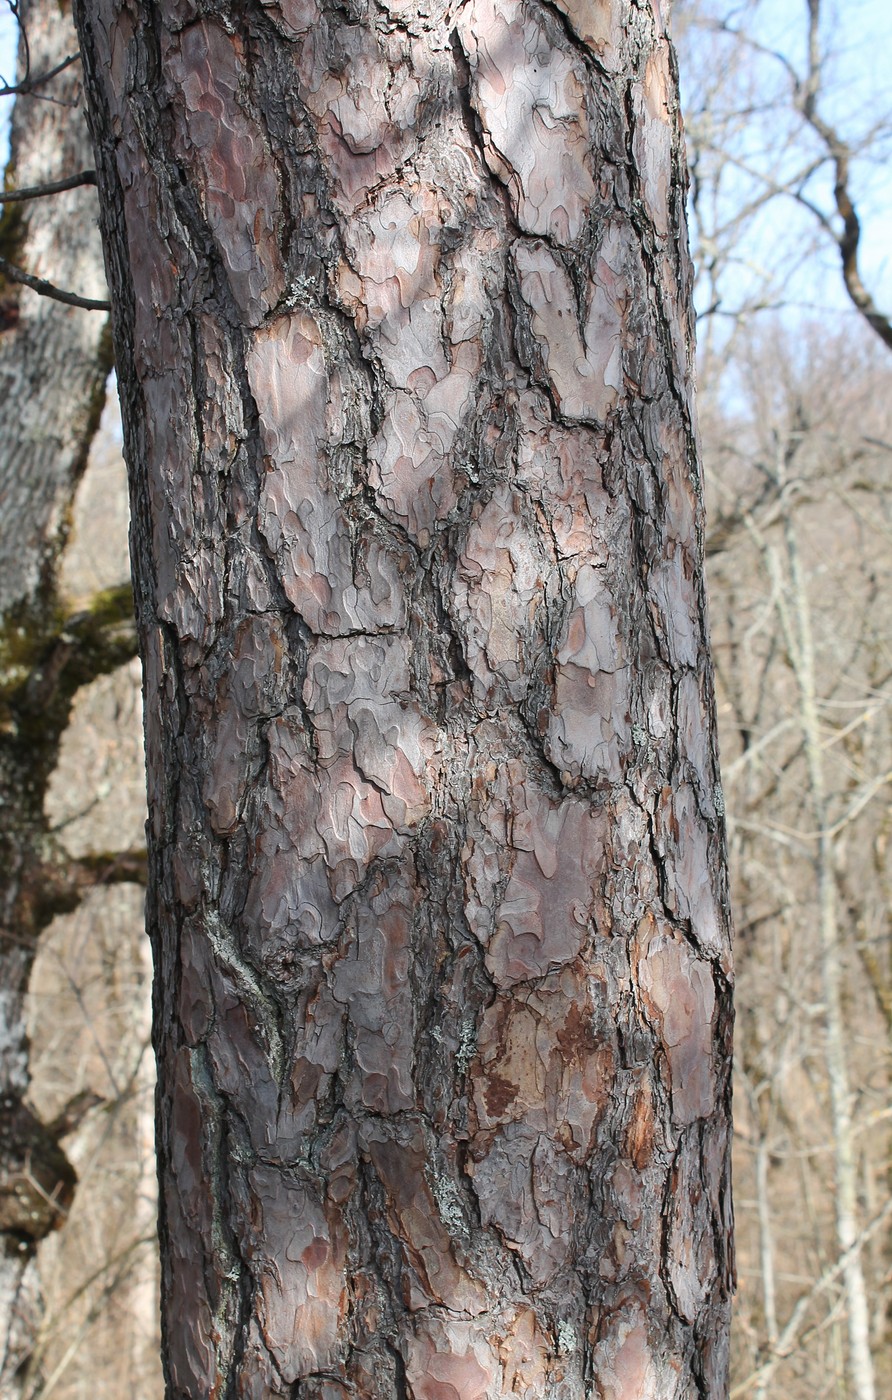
<box><xmin>0</xmin><ymin>3</ymin><xmax>135</xmax><ymax>1389</ymax></box>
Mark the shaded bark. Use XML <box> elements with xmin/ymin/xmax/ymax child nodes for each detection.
<box><xmin>76</xmin><ymin>0</ymin><xmax>734</xmax><ymax>1395</ymax></box>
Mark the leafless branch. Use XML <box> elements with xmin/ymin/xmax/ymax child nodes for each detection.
<box><xmin>0</xmin><ymin>255</ymin><xmax>109</xmax><ymax>311</ymax></box>
<box><xmin>0</xmin><ymin>170</ymin><xmax>97</xmax><ymax>203</ymax></box>
<box><xmin>0</xmin><ymin>51</ymin><xmax>80</xmax><ymax>99</ymax></box>
<box><xmin>792</xmin><ymin>0</ymin><xmax>892</xmax><ymax>350</ymax></box>
<box><xmin>729</xmin><ymin>1197</ymin><xmax>892</xmax><ymax>1398</ymax></box>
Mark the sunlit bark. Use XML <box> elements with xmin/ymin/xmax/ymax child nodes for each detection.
<box><xmin>77</xmin><ymin>0</ymin><xmax>735</xmax><ymax>1394</ymax></box>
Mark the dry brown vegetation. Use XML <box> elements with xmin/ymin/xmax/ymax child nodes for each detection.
<box><xmin>703</xmin><ymin>324</ymin><xmax>892</xmax><ymax>1398</ymax></box>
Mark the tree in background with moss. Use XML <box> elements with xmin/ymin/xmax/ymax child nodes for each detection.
<box><xmin>0</xmin><ymin>2</ymin><xmax>149</xmax><ymax>1391</ymax></box>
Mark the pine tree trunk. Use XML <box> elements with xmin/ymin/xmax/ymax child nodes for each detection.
<box><xmin>76</xmin><ymin>0</ymin><xmax>735</xmax><ymax>1394</ymax></box>
<box><xmin>0</xmin><ymin>1</ymin><xmax>113</xmax><ymax>1388</ymax></box>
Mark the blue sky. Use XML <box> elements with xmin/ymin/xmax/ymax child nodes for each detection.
<box><xmin>0</xmin><ymin>7</ymin><xmax>14</xmax><ymax>137</ymax></box>
<box><xmin>0</xmin><ymin>5</ymin><xmax>17</xmax><ymax>142</ymax></box>
<box><xmin>675</xmin><ymin>0</ymin><xmax>892</xmax><ymax>331</ymax></box>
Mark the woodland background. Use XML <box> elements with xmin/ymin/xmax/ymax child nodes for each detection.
<box><xmin>2</xmin><ymin>0</ymin><xmax>891</xmax><ymax>1396</ymax></box>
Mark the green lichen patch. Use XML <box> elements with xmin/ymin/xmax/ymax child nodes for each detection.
<box><xmin>0</xmin><ymin>581</ymin><xmax>137</xmax><ymax>792</ymax></box>
<box><xmin>0</xmin><ymin>590</ymin><xmax>67</xmax><ymax>715</ymax></box>
<box><xmin>0</xmin><ymin>580</ymin><xmax>140</xmax><ymax>945</ymax></box>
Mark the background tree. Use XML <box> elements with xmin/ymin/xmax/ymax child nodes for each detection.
<box><xmin>0</xmin><ymin>1</ymin><xmax>158</xmax><ymax>1393</ymax></box>
<box><xmin>73</xmin><ymin>0</ymin><xmax>735</xmax><ymax>1394</ymax></box>
<box><xmin>674</xmin><ymin>0</ymin><xmax>892</xmax><ymax>368</ymax></box>
<box><xmin>700</xmin><ymin>324</ymin><xmax>892</xmax><ymax>1399</ymax></box>
<box><xmin>669</xmin><ymin>4</ymin><xmax>892</xmax><ymax>1394</ymax></box>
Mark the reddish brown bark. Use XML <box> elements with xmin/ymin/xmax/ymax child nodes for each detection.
<box><xmin>75</xmin><ymin>0</ymin><xmax>734</xmax><ymax>1394</ymax></box>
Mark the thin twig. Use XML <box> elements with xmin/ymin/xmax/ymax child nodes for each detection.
<box><xmin>0</xmin><ymin>255</ymin><xmax>109</xmax><ymax>311</ymax></box>
<box><xmin>729</xmin><ymin>1197</ymin><xmax>892</xmax><ymax>1397</ymax></box>
<box><xmin>794</xmin><ymin>0</ymin><xmax>892</xmax><ymax>351</ymax></box>
<box><xmin>0</xmin><ymin>51</ymin><xmax>80</xmax><ymax>99</ymax></box>
<box><xmin>0</xmin><ymin>170</ymin><xmax>97</xmax><ymax>203</ymax></box>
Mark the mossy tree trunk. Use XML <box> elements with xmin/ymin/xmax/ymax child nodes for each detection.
<box><xmin>76</xmin><ymin>0</ymin><xmax>735</xmax><ymax>1395</ymax></box>
<box><xmin>0</xmin><ymin>2</ymin><xmax>135</xmax><ymax>1390</ymax></box>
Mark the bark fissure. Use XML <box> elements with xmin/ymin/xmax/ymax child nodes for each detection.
<box><xmin>75</xmin><ymin>0</ymin><xmax>734</xmax><ymax>1393</ymax></box>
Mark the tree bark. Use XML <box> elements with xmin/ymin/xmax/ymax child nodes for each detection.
<box><xmin>0</xmin><ymin>1</ymin><xmax>118</xmax><ymax>1389</ymax></box>
<box><xmin>76</xmin><ymin>0</ymin><xmax>735</xmax><ymax>1395</ymax></box>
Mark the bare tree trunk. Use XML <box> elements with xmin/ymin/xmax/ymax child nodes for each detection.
<box><xmin>776</xmin><ymin>492</ymin><xmax>877</xmax><ymax>1400</ymax></box>
<box><xmin>0</xmin><ymin>2</ymin><xmax>127</xmax><ymax>1389</ymax></box>
<box><xmin>76</xmin><ymin>0</ymin><xmax>735</xmax><ymax>1394</ymax></box>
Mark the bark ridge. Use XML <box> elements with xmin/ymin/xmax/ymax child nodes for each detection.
<box><xmin>75</xmin><ymin>0</ymin><xmax>735</xmax><ymax>1394</ymax></box>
